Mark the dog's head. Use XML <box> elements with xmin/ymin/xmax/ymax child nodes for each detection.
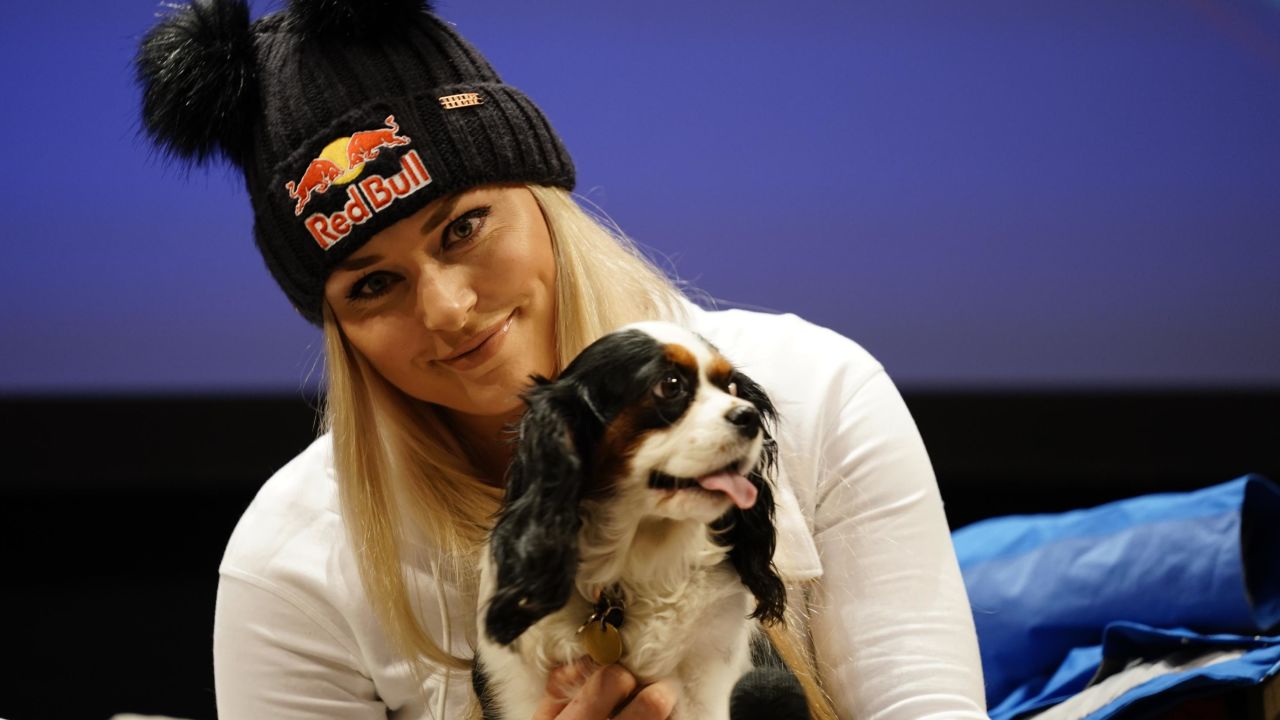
<box><xmin>484</xmin><ymin>321</ymin><xmax>786</xmax><ymax>645</ymax></box>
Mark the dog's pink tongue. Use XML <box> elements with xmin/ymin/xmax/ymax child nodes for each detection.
<box><xmin>697</xmin><ymin>470</ymin><xmax>758</xmax><ymax>509</ymax></box>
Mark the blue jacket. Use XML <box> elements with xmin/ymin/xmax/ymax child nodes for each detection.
<box><xmin>954</xmin><ymin>474</ymin><xmax>1280</xmax><ymax>718</ymax></box>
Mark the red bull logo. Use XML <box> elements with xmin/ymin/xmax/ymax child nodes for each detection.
<box><xmin>282</xmin><ymin>115</ymin><xmax>432</xmax><ymax>250</ymax></box>
<box><xmin>304</xmin><ymin>151</ymin><xmax>431</xmax><ymax>250</ymax></box>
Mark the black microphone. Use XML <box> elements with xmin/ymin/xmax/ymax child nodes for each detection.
<box><xmin>730</xmin><ymin>666</ymin><xmax>811</xmax><ymax>720</ymax></box>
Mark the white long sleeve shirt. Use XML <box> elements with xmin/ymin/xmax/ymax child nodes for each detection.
<box><xmin>214</xmin><ymin>306</ymin><xmax>989</xmax><ymax>719</ymax></box>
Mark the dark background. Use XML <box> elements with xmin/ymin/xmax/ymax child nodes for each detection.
<box><xmin>3</xmin><ymin>0</ymin><xmax>1280</xmax><ymax>718</ymax></box>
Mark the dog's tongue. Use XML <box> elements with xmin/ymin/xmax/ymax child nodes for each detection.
<box><xmin>696</xmin><ymin>470</ymin><xmax>758</xmax><ymax>509</ymax></box>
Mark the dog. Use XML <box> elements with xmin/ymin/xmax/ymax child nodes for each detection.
<box><xmin>473</xmin><ymin>321</ymin><xmax>796</xmax><ymax>719</ymax></box>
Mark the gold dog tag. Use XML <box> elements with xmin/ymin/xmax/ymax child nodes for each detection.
<box><xmin>578</xmin><ymin>615</ymin><xmax>623</xmax><ymax>665</ymax></box>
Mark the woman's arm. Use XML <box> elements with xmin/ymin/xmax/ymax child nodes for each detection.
<box><xmin>214</xmin><ymin>573</ymin><xmax>387</xmax><ymax>719</ymax></box>
<box><xmin>808</xmin><ymin>370</ymin><xmax>988</xmax><ymax>720</ymax></box>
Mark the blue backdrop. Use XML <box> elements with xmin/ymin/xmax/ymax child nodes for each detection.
<box><xmin>2</xmin><ymin>0</ymin><xmax>1278</xmax><ymax>393</ymax></box>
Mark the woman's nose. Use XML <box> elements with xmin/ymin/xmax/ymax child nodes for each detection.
<box><xmin>414</xmin><ymin>266</ymin><xmax>475</xmax><ymax>332</ymax></box>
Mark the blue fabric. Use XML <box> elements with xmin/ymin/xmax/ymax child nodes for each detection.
<box><xmin>1079</xmin><ymin>624</ymin><xmax>1280</xmax><ymax>720</ymax></box>
<box><xmin>987</xmin><ymin>643</ymin><xmax>1103</xmax><ymax>719</ymax></box>
<box><xmin>986</xmin><ymin>623</ymin><xmax>1280</xmax><ymax>720</ymax></box>
<box><xmin>953</xmin><ymin>474</ymin><xmax>1280</xmax><ymax>713</ymax></box>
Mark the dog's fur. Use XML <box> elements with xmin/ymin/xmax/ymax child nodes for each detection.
<box><xmin>474</xmin><ymin>321</ymin><xmax>788</xmax><ymax>719</ymax></box>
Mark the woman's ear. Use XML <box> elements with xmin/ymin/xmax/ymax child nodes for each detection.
<box><xmin>484</xmin><ymin>381</ymin><xmax>588</xmax><ymax>645</ymax></box>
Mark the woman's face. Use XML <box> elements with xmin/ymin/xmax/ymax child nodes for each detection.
<box><xmin>323</xmin><ymin>185</ymin><xmax>558</xmax><ymax>423</ymax></box>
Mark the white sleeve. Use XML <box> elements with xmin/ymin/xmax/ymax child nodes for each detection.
<box><xmin>213</xmin><ymin>572</ymin><xmax>388</xmax><ymax>720</ymax></box>
<box><xmin>808</xmin><ymin>370</ymin><xmax>989</xmax><ymax>720</ymax></box>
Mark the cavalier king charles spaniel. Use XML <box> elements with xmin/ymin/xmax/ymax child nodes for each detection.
<box><xmin>473</xmin><ymin>321</ymin><xmax>799</xmax><ymax>720</ymax></box>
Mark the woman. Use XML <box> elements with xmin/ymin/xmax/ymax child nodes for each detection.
<box><xmin>136</xmin><ymin>1</ymin><xmax>989</xmax><ymax>718</ymax></box>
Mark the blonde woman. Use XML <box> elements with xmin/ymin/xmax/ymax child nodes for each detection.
<box><xmin>136</xmin><ymin>1</ymin><xmax>989</xmax><ymax>718</ymax></box>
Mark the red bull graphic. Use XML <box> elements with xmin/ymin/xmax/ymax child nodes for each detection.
<box><xmin>345</xmin><ymin>116</ymin><xmax>410</xmax><ymax>167</ymax></box>
<box><xmin>304</xmin><ymin>149</ymin><xmax>432</xmax><ymax>250</ymax></box>
<box><xmin>285</xmin><ymin>158</ymin><xmax>344</xmax><ymax>216</ymax></box>
<box><xmin>284</xmin><ymin>115</ymin><xmax>419</xmax><ymax>217</ymax></box>
<box><xmin>282</xmin><ymin>115</ymin><xmax>434</xmax><ymax>249</ymax></box>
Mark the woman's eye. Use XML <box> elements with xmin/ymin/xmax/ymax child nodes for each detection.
<box><xmin>347</xmin><ymin>271</ymin><xmax>396</xmax><ymax>301</ymax></box>
<box><xmin>450</xmin><ymin>217</ymin><xmax>478</xmax><ymax>241</ymax></box>
<box><xmin>654</xmin><ymin>374</ymin><xmax>687</xmax><ymax>400</ymax></box>
<box><xmin>444</xmin><ymin>206</ymin><xmax>490</xmax><ymax>248</ymax></box>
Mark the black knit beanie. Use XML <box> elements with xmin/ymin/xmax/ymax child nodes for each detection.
<box><xmin>136</xmin><ymin>0</ymin><xmax>575</xmax><ymax>325</ymax></box>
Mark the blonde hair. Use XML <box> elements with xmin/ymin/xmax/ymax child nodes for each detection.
<box><xmin>322</xmin><ymin>185</ymin><xmax>836</xmax><ymax>719</ymax></box>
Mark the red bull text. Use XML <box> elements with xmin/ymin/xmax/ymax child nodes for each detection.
<box><xmin>304</xmin><ymin>149</ymin><xmax>432</xmax><ymax>250</ymax></box>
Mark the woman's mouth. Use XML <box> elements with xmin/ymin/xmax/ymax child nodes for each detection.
<box><xmin>439</xmin><ymin>311</ymin><xmax>515</xmax><ymax>372</ymax></box>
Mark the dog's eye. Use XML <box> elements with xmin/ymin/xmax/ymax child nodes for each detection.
<box><xmin>654</xmin><ymin>373</ymin><xmax>687</xmax><ymax>400</ymax></box>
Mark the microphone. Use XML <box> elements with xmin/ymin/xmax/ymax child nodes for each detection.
<box><xmin>730</xmin><ymin>666</ymin><xmax>811</xmax><ymax>720</ymax></box>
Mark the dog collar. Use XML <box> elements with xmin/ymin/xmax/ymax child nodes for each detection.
<box><xmin>577</xmin><ymin>589</ymin><xmax>624</xmax><ymax>665</ymax></box>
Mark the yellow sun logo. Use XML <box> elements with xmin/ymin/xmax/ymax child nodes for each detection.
<box><xmin>318</xmin><ymin>136</ymin><xmax>365</xmax><ymax>185</ymax></box>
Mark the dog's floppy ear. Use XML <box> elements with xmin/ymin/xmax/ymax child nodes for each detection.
<box><xmin>484</xmin><ymin>380</ymin><xmax>590</xmax><ymax>645</ymax></box>
<box><xmin>716</xmin><ymin>372</ymin><xmax>787</xmax><ymax>625</ymax></box>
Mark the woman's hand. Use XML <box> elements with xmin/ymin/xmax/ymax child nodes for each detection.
<box><xmin>532</xmin><ymin>658</ymin><xmax>676</xmax><ymax>720</ymax></box>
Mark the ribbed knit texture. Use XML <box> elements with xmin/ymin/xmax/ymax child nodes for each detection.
<box><xmin>243</xmin><ymin>10</ymin><xmax>574</xmax><ymax>324</ymax></box>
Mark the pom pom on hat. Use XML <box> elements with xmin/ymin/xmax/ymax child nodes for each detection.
<box><xmin>287</xmin><ymin>0</ymin><xmax>433</xmax><ymax>41</ymax></box>
<box><xmin>135</xmin><ymin>0</ymin><xmax>258</xmax><ymax>167</ymax></box>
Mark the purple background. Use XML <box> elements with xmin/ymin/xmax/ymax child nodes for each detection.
<box><xmin>3</xmin><ymin>0</ymin><xmax>1278</xmax><ymax>393</ymax></box>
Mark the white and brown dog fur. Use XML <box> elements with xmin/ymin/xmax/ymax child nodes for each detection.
<box><xmin>474</xmin><ymin>321</ymin><xmax>790</xmax><ymax>720</ymax></box>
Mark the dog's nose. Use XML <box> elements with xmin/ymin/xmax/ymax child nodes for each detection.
<box><xmin>726</xmin><ymin>405</ymin><xmax>761</xmax><ymax>438</ymax></box>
